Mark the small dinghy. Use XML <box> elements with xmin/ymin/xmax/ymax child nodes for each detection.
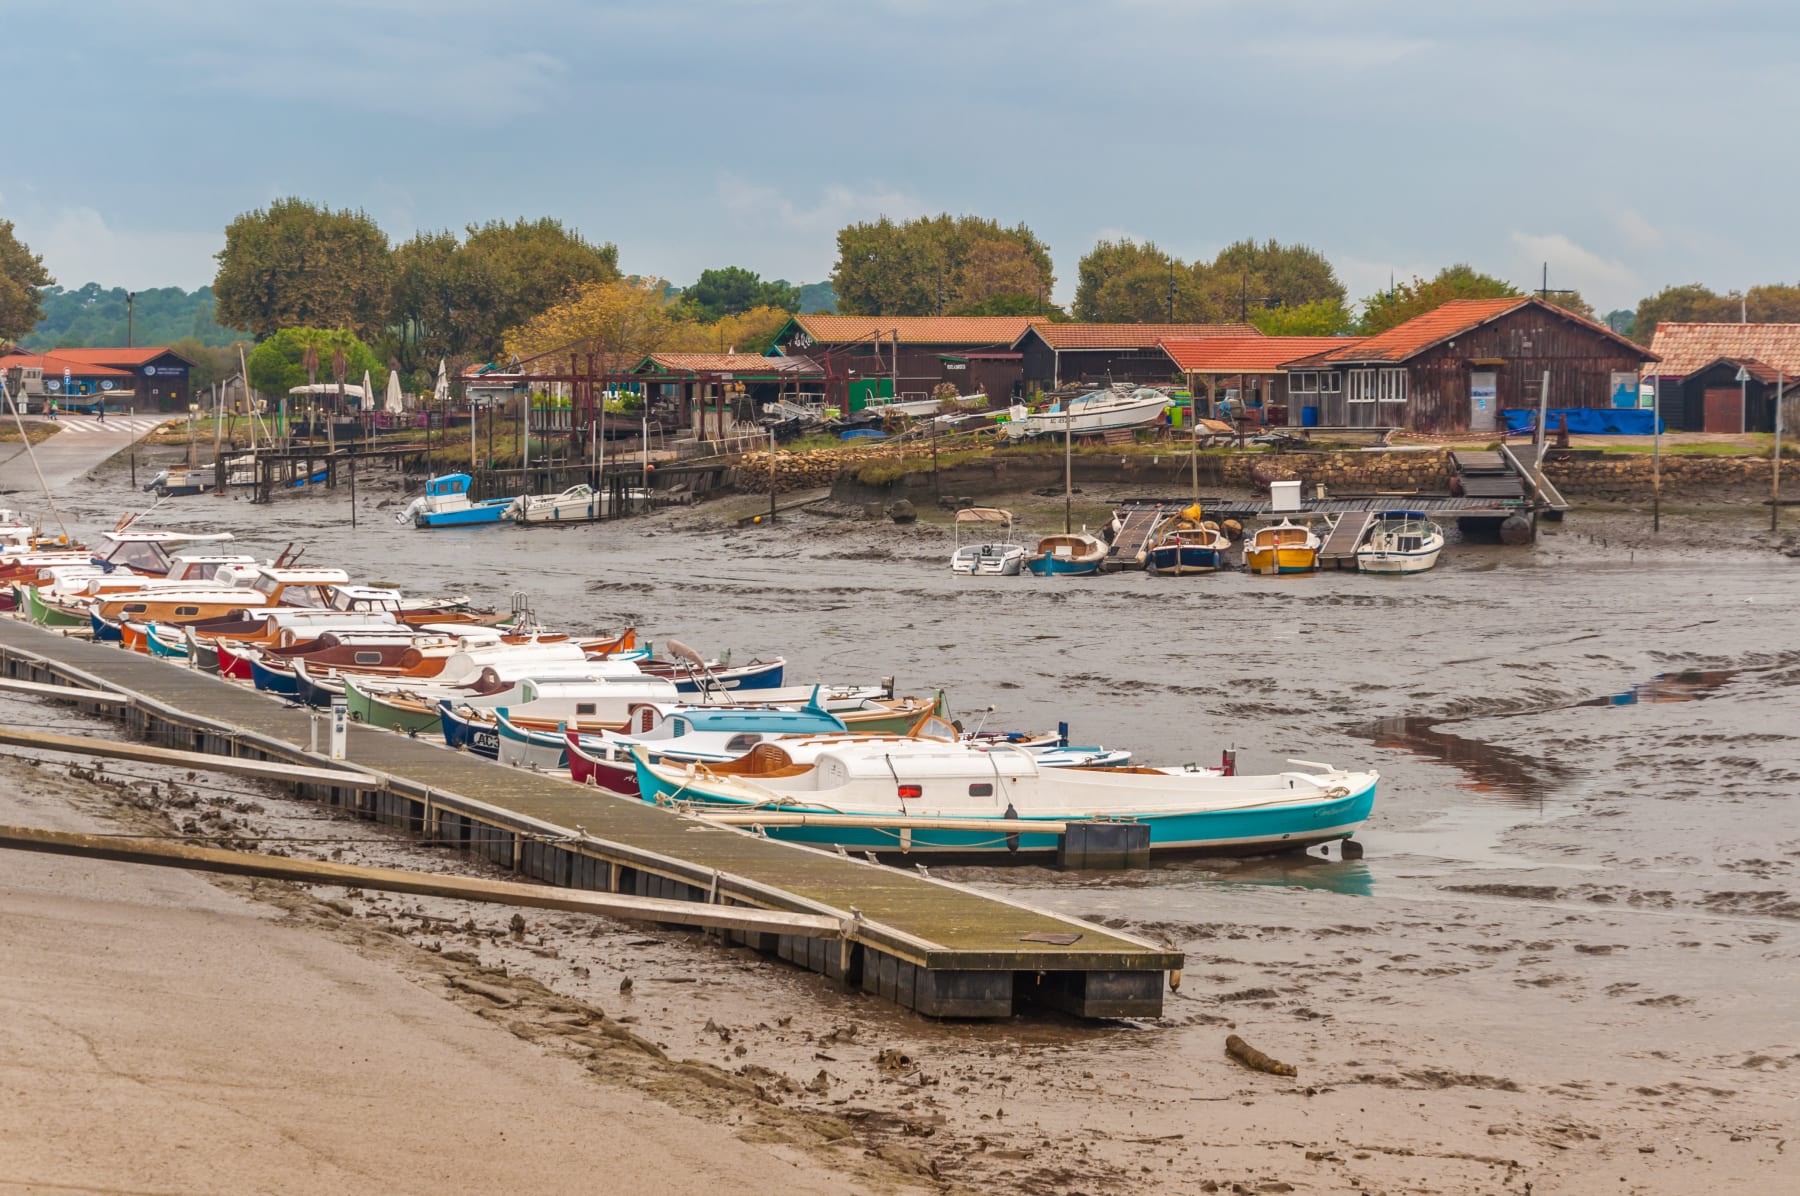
<box><xmin>1243</xmin><ymin>519</ymin><xmax>1320</xmax><ymax>575</ymax></box>
<box><xmin>1148</xmin><ymin>514</ymin><xmax>1231</xmax><ymax>575</ymax></box>
<box><xmin>1025</xmin><ymin>533</ymin><xmax>1107</xmax><ymax>577</ymax></box>
<box><xmin>950</xmin><ymin>508</ymin><xmax>1024</xmax><ymax>576</ymax></box>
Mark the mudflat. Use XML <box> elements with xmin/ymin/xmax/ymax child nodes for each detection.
<box><xmin>4</xmin><ymin>448</ymin><xmax>1798</xmax><ymax>1193</ymax></box>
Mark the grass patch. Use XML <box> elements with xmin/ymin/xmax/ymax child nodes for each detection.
<box><xmin>1593</xmin><ymin>438</ymin><xmax>1779</xmax><ymax>458</ymax></box>
<box><xmin>0</xmin><ymin>420</ymin><xmax>64</xmax><ymax>444</ymax></box>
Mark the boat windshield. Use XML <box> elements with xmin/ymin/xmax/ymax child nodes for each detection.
<box><xmin>100</xmin><ymin>540</ymin><xmax>172</xmax><ymax>572</ymax></box>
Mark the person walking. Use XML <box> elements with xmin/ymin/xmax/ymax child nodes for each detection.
<box><xmin>95</xmin><ymin>399</ymin><xmax>105</xmax><ymax>423</ymax></box>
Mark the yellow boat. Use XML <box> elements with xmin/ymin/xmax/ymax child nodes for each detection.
<box><xmin>1243</xmin><ymin>519</ymin><xmax>1320</xmax><ymax>575</ymax></box>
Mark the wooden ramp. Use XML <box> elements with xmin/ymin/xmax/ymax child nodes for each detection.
<box><xmin>1103</xmin><ymin>502</ymin><xmax>1167</xmax><ymax>572</ymax></box>
<box><xmin>1317</xmin><ymin>511</ymin><xmax>1373</xmax><ymax>570</ymax></box>
<box><xmin>0</xmin><ymin>618</ymin><xmax>1179</xmax><ymax>1020</ymax></box>
<box><xmin>1502</xmin><ymin>443</ymin><xmax>1571</xmax><ymax>513</ymax></box>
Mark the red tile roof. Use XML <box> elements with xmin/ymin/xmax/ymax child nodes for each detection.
<box><xmin>1020</xmin><ymin>322</ymin><xmax>1258</xmax><ymax>350</ymax></box>
<box><xmin>636</xmin><ymin>353</ymin><xmax>821</xmax><ymax>376</ymax></box>
<box><xmin>784</xmin><ymin>315</ymin><xmax>1045</xmax><ymax>347</ymax></box>
<box><xmin>1308</xmin><ymin>296</ymin><xmax>1654</xmax><ymax>366</ymax></box>
<box><xmin>0</xmin><ymin>352</ymin><xmax>135</xmax><ymax>378</ymax></box>
<box><xmin>1643</xmin><ymin>322</ymin><xmax>1800</xmax><ymax>379</ymax></box>
<box><xmin>42</xmin><ymin>346</ymin><xmax>196</xmax><ymax>368</ymax></box>
<box><xmin>1160</xmin><ymin>335</ymin><xmax>1363</xmax><ymax>374</ymax></box>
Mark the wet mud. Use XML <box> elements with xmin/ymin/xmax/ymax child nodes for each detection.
<box><xmin>7</xmin><ymin>446</ymin><xmax>1798</xmax><ymax>1193</ymax></box>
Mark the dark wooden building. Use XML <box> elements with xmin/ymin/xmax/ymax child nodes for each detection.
<box><xmin>0</xmin><ymin>345</ymin><xmax>197</xmax><ymax>410</ymax></box>
<box><xmin>631</xmin><ymin>352</ymin><xmax>823</xmax><ymax>437</ymax></box>
<box><xmin>768</xmin><ymin>315</ymin><xmax>1042</xmax><ymax>412</ymax></box>
<box><xmin>1640</xmin><ymin>322</ymin><xmax>1800</xmax><ymax>432</ymax></box>
<box><xmin>1014</xmin><ymin>323</ymin><xmax>1258</xmax><ymax>392</ymax></box>
<box><xmin>1278</xmin><ymin>298</ymin><xmax>1657</xmax><ymax>434</ymax></box>
<box><xmin>1160</xmin><ymin>335</ymin><xmax>1364</xmax><ymax>425</ymax></box>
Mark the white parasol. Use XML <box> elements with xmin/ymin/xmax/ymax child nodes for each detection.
<box><xmin>360</xmin><ymin>369</ymin><xmax>375</xmax><ymax>413</ymax></box>
<box><xmin>384</xmin><ymin>369</ymin><xmax>405</xmax><ymax>414</ymax></box>
<box><xmin>433</xmin><ymin>358</ymin><xmax>450</xmax><ymax>406</ymax></box>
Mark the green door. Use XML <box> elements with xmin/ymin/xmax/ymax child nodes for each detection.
<box><xmin>847</xmin><ymin>378</ymin><xmax>894</xmax><ymax>413</ymax></box>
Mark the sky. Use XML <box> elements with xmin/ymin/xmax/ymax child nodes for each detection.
<box><xmin>5</xmin><ymin>0</ymin><xmax>1796</xmax><ymax>313</ymax></box>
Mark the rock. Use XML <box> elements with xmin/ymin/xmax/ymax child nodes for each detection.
<box><xmin>887</xmin><ymin>499</ymin><xmax>916</xmax><ymax>524</ymax></box>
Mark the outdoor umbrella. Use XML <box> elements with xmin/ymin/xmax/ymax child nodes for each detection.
<box><xmin>384</xmin><ymin>369</ymin><xmax>405</xmax><ymax>415</ymax></box>
<box><xmin>433</xmin><ymin>358</ymin><xmax>449</xmax><ymax>406</ymax></box>
<box><xmin>360</xmin><ymin>370</ymin><xmax>375</xmax><ymax>413</ymax></box>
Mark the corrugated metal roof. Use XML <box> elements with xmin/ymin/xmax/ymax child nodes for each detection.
<box><xmin>1022</xmin><ymin>323</ymin><xmax>1259</xmax><ymax>350</ymax></box>
<box><xmin>1643</xmin><ymin>322</ymin><xmax>1800</xmax><ymax>379</ymax></box>
<box><xmin>1159</xmin><ymin>335</ymin><xmax>1362</xmax><ymax>373</ymax></box>
<box><xmin>783</xmin><ymin>315</ymin><xmax>1045</xmax><ymax>346</ymax></box>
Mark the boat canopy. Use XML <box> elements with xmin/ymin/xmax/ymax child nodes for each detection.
<box><xmin>954</xmin><ymin>507</ymin><xmax>1013</xmax><ymax>527</ymax></box>
<box><xmin>425</xmin><ymin>474</ymin><xmax>473</xmax><ymax>497</ymax></box>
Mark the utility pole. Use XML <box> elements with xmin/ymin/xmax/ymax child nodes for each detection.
<box><xmin>1537</xmin><ymin>262</ymin><xmax>1577</xmax><ymax>306</ymax></box>
<box><xmin>1773</xmin><ymin>369</ymin><xmax>1784</xmax><ymax>534</ymax></box>
<box><xmin>126</xmin><ymin>292</ymin><xmax>135</xmax><ymax>347</ymax></box>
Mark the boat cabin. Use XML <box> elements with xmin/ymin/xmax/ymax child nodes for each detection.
<box><xmin>248</xmin><ymin>566</ymin><xmax>354</xmax><ymax>608</ymax></box>
<box><xmin>326</xmin><ymin>585</ymin><xmax>407</xmax><ymax>614</ymax></box>
<box><xmin>97</xmin><ymin>591</ymin><xmax>273</xmax><ymax>621</ymax></box>
<box><xmin>93</xmin><ymin>530</ymin><xmax>237</xmax><ymax>575</ymax></box>
<box><xmin>166</xmin><ymin>553</ymin><xmax>261</xmax><ymax>583</ymax></box>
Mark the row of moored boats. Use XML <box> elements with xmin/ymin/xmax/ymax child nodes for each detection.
<box><xmin>0</xmin><ymin>511</ymin><xmax>1379</xmax><ymax>861</ymax></box>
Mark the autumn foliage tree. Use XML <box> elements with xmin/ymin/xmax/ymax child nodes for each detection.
<box><xmin>1357</xmin><ymin>264</ymin><xmax>1522</xmax><ymax>335</ymax></box>
<box><xmin>1073</xmin><ymin>237</ymin><xmax>1347</xmax><ymax>325</ymax></box>
<box><xmin>503</xmin><ymin>277</ymin><xmax>676</xmax><ymax>374</ymax></box>
<box><xmin>213</xmin><ymin>198</ymin><xmax>393</xmax><ymax>338</ymax></box>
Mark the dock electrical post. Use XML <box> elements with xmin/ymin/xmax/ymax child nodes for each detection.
<box><xmin>1774</xmin><ymin>369</ymin><xmax>1784</xmax><ymax>534</ymax></box>
<box><xmin>1651</xmin><ymin>373</ymin><xmax>1662</xmax><ymax>533</ymax></box>
<box><xmin>329</xmin><ymin>696</ymin><xmax>348</xmax><ymax>761</ymax></box>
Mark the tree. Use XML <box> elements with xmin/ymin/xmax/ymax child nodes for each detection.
<box><xmin>684</xmin><ymin>267</ymin><xmax>800</xmax><ymax>321</ymax></box>
<box><xmin>502</xmin><ymin>277</ymin><xmax>675</xmax><ymax>374</ymax></box>
<box><xmin>1631</xmin><ymin>284</ymin><xmax>1736</xmax><ymax>344</ymax></box>
<box><xmin>0</xmin><ymin>219</ymin><xmax>54</xmax><ymax>343</ymax></box>
<box><xmin>830</xmin><ymin>214</ymin><xmax>1053</xmax><ymax>316</ymax></box>
<box><xmin>1249</xmin><ymin>298</ymin><xmax>1356</xmax><ymax>336</ymax></box>
<box><xmin>1540</xmin><ymin>291</ymin><xmax>1598</xmax><ymax>322</ymax></box>
<box><xmin>1746</xmin><ymin>283</ymin><xmax>1800</xmax><ymax>323</ymax></box>
<box><xmin>167</xmin><ymin>336</ymin><xmax>247</xmax><ymax>393</ymax></box>
<box><xmin>1209</xmin><ymin>239</ymin><xmax>1345</xmax><ymax>311</ymax></box>
<box><xmin>1073</xmin><ymin>238</ymin><xmax>1174</xmax><ymax>321</ymax></box>
<box><xmin>245</xmin><ymin>328</ymin><xmax>386</xmax><ymax>400</ymax></box>
<box><xmin>950</xmin><ymin>239</ymin><xmax>1045</xmax><ymax>313</ymax></box>
<box><xmin>1358</xmin><ymin>264</ymin><xmax>1522</xmax><ymax>335</ymax></box>
<box><xmin>796</xmin><ymin>281</ymin><xmax>837</xmax><ymax>313</ymax></box>
<box><xmin>213</xmin><ymin>198</ymin><xmax>393</xmax><ymax>338</ymax></box>
<box><xmin>664</xmin><ymin>305</ymin><xmax>791</xmax><ymax>355</ymax></box>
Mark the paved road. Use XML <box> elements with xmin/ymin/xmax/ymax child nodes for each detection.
<box><xmin>0</xmin><ymin>414</ymin><xmax>168</xmax><ymax>494</ymax></box>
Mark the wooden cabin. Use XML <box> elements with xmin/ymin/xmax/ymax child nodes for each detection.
<box><xmin>768</xmin><ymin>314</ymin><xmax>1042</xmax><ymax>412</ymax></box>
<box><xmin>1160</xmin><ymin>335</ymin><xmax>1363</xmax><ymax>426</ymax></box>
<box><xmin>1639</xmin><ymin>322</ymin><xmax>1800</xmax><ymax>433</ymax></box>
<box><xmin>1014</xmin><ymin>323</ymin><xmax>1257</xmax><ymax>393</ymax></box>
<box><xmin>1277</xmin><ymin>297</ymin><xmax>1658</xmax><ymax>435</ymax></box>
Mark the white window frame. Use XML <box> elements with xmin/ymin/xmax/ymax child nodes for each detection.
<box><xmin>1289</xmin><ymin>371</ymin><xmax>1318</xmax><ymax>394</ymax></box>
<box><xmin>1378</xmin><ymin>368</ymin><xmax>1408</xmax><ymax>404</ymax></box>
<box><xmin>1321</xmin><ymin>370</ymin><xmax>1342</xmax><ymax>394</ymax></box>
<box><xmin>1348</xmin><ymin>370</ymin><xmax>1377</xmax><ymax>403</ymax></box>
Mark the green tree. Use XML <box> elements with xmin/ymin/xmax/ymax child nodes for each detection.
<box><xmin>456</xmin><ymin>218</ymin><xmax>618</xmax><ymax>355</ymax></box>
<box><xmin>1358</xmin><ymin>264</ymin><xmax>1522</xmax><ymax>335</ymax></box>
<box><xmin>167</xmin><ymin>336</ymin><xmax>247</xmax><ymax>392</ymax></box>
<box><xmin>1209</xmin><ymin>239</ymin><xmax>1345</xmax><ymax>311</ymax></box>
<box><xmin>213</xmin><ymin>198</ymin><xmax>393</xmax><ymax>338</ymax></box>
<box><xmin>0</xmin><ymin>219</ymin><xmax>54</xmax><ymax>342</ymax></box>
<box><xmin>796</xmin><ymin>281</ymin><xmax>837</xmax><ymax>313</ymax></box>
<box><xmin>1746</xmin><ymin>283</ymin><xmax>1800</xmax><ymax>323</ymax></box>
<box><xmin>1249</xmin><ymin>298</ymin><xmax>1357</xmax><ymax>336</ymax></box>
<box><xmin>246</xmin><ymin>328</ymin><xmax>386</xmax><ymax>400</ymax></box>
<box><xmin>1631</xmin><ymin>283</ymin><xmax>1735</xmax><ymax>344</ymax></box>
<box><xmin>684</xmin><ymin>267</ymin><xmax>800</xmax><ymax>321</ymax></box>
<box><xmin>831</xmin><ymin>214</ymin><xmax>1053</xmax><ymax>316</ymax></box>
<box><xmin>1073</xmin><ymin>238</ymin><xmax>1175</xmax><ymax>321</ymax></box>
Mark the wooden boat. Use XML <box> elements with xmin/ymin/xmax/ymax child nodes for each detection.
<box><xmin>438</xmin><ymin>676</ymin><xmax>687</xmax><ymax>757</ymax></box>
<box><xmin>634</xmin><ymin>740</ymin><xmax>1378</xmax><ymax>858</ymax></box>
<box><xmin>1355</xmin><ymin>510</ymin><xmax>1446</xmax><ymax>575</ymax></box>
<box><xmin>561</xmin><ymin>704</ymin><xmax>854</xmax><ymax>791</ymax></box>
<box><xmin>1025</xmin><ymin>533</ymin><xmax>1107</xmax><ymax>577</ymax></box>
<box><xmin>631</xmin><ymin>642</ymin><xmax>784</xmax><ymax>693</ymax></box>
<box><xmin>249</xmin><ymin>636</ymin><xmax>597</xmax><ymax>697</ymax></box>
<box><xmin>1148</xmin><ymin>518</ymin><xmax>1231</xmax><ymax>575</ymax></box>
<box><xmin>399</xmin><ymin>473</ymin><xmax>516</xmax><ymax>528</ymax></box>
<box><xmin>509</xmin><ymin>484</ymin><xmax>651</xmax><ymax>524</ymax></box>
<box><xmin>951</xmin><ymin>508</ymin><xmax>1024</xmax><ymax>576</ymax></box>
<box><xmin>1243</xmin><ymin>519</ymin><xmax>1321</xmax><ymax>575</ymax></box>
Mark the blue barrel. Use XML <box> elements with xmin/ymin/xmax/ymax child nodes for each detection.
<box><xmin>1301</xmin><ymin>405</ymin><xmax>1320</xmax><ymax>427</ymax></box>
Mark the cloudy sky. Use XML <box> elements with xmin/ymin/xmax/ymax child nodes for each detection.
<box><xmin>6</xmin><ymin>0</ymin><xmax>1793</xmax><ymax>311</ymax></box>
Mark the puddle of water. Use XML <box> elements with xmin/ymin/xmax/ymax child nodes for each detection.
<box><xmin>1360</xmin><ymin>715</ymin><xmax>1560</xmax><ymax>804</ymax></box>
<box><xmin>1575</xmin><ymin>667</ymin><xmax>1739</xmax><ymax>707</ymax></box>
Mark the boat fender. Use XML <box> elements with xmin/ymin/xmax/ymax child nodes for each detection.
<box><xmin>1003</xmin><ymin>802</ymin><xmax>1020</xmax><ymax>854</ymax></box>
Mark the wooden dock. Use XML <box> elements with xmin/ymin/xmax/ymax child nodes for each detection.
<box><xmin>0</xmin><ymin>619</ymin><xmax>1180</xmax><ymax>1019</ymax></box>
<box><xmin>1317</xmin><ymin>511</ymin><xmax>1374</xmax><ymax>570</ymax></box>
<box><xmin>1102</xmin><ymin>501</ymin><xmax>1169</xmax><ymax>571</ymax></box>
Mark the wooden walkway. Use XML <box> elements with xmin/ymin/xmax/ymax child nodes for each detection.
<box><xmin>1317</xmin><ymin>511</ymin><xmax>1374</xmax><ymax>570</ymax></box>
<box><xmin>0</xmin><ymin>619</ymin><xmax>1179</xmax><ymax>1019</ymax></box>
<box><xmin>1103</xmin><ymin>502</ymin><xmax>1168</xmax><ymax>571</ymax></box>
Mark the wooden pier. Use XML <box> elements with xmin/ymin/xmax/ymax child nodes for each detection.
<box><xmin>0</xmin><ymin>619</ymin><xmax>1180</xmax><ymax>1019</ymax></box>
<box><xmin>1102</xmin><ymin>501</ymin><xmax>1171</xmax><ymax>572</ymax></box>
<box><xmin>1317</xmin><ymin>510</ymin><xmax>1374</xmax><ymax>570</ymax></box>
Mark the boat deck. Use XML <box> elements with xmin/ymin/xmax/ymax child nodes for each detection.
<box><xmin>0</xmin><ymin>618</ymin><xmax>1179</xmax><ymax>1018</ymax></box>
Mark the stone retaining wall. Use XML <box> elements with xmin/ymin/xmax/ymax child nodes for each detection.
<box><xmin>1543</xmin><ymin>454</ymin><xmax>1773</xmax><ymax>499</ymax></box>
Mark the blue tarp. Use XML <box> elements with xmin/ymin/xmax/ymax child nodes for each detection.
<box><xmin>1502</xmin><ymin>407</ymin><xmax>1664</xmax><ymax>435</ymax></box>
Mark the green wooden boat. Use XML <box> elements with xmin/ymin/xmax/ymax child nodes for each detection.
<box><xmin>344</xmin><ymin>677</ymin><xmax>443</xmax><ymax>734</ymax></box>
<box><xmin>25</xmin><ymin>586</ymin><xmax>87</xmax><ymax>628</ymax></box>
